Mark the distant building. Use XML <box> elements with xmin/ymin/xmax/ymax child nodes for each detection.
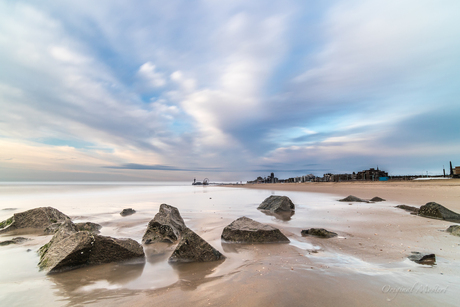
<box><xmin>454</xmin><ymin>166</ymin><xmax>460</xmax><ymax>178</ymax></box>
<box><xmin>356</xmin><ymin>167</ymin><xmax>388</xmax><ymax>181</ymax></box>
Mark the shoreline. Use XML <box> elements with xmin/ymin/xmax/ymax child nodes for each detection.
<box><xmin>227</xmin><ymin>179</ymin><xmax>460</xmax><ymax>209</ymax></box>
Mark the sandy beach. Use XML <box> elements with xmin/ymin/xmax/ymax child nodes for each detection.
<box><xmin>1</xmin><ymin>181</ymin><xmax>460</xmax><ymax>306</ymax></box>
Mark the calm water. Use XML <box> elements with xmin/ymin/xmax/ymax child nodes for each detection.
<box><xmin>0</xmin><ymin>182</ymin><xmax>458</xmax><ymax>306</ymax></box>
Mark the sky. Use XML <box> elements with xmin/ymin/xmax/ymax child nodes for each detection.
<box><xmin>1</xmin><ymin>0</ymin><xmax>459</xmax><ymax>182</ymax></box>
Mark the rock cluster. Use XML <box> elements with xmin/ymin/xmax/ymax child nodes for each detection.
<box><xmin>142</xmin><ymin>204</ymin><xmax>186</xmax><ymax>244</ymax></box>
<box><xmin>301</xmin><ymin>228</ymin><xmax>337</xmax><ymax>238</ymax></box>
<box><xmin>39</xmin><ymin>220</ymin><xmax>144</xmax><ymax>273</ymax></box>
<box><xmin>0</xmin><ymin>237</ymin><xmax>30</xmax><ymax>246</ymax></box>
<box><xmin>418</xmin><ymin>202</ymin><xmax>460</xmax><ymax>222</ymax></box>
<box><xmin>0</xmin><ymin>207</ymin><xmax>70</xmax><ymax>234</ymax></box>
<box><xmin>221</xmin><ymin>217</ymin><xmax>289</xmax><ymax>243</ymax></box>
<box><xmin>257</xmin><ymin>195</ymin><xmax>295</xmax><ymax>212</ymax></box>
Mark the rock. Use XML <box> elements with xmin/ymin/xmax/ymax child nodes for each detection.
<box><xmin>221</xmin><ymin>216</ymin><xmax>290</xmax><ymax>243</ymax></box>
<box><xmin>418</xmin><ymin>202</ymin><xmax>460</xmax><ymax>222</ymax></box>
<box><xmin>301</xmin><ymin>228</ymin><xmax>338</xmax><ymax>238</ymax></box>
<box><xmin>142</xmin><ymin>204</ymin><xmax>186</xmax><ymax>244</ymax></box>
<box><xmin>120</xmin><ymin>208</ymin><xmax>136</xmax><ymax>216</ymax></box>
<box><xmin>38</xmin><ymin>220</ymin><xmax>144</xmax><ymax>273</ymax></box>
<box><xmin>0</xmin><ymin>237</ymin><xmax>30</xmax><ymax>246</ymax></box>
<box><xmin>257</xmin><ymin>195</ymin><xmax>295</xmax><ymax>212</ymax></box>
<box><xmin>396</xmin><ymin>205</ymin><xmax>419</xmax><ymax>214</ymax></box>
<box><xmin>370</xmin><ymin>197</ymin><xmax>385</xmax><ymax>202</ymax></box>
<box><xmin>75</xmin><ymin>222</ymin><xmax>102</xmax><ymax>234</ymax></box>
<box><xmin>0</xmin><ymin>207</ymin><xmax>70</xmax><ymax>234</ymax></box>
<box><xmin>169</xmin><ymin>227</ymin><xmax>225</xmax><ymax>263</ymax></box>
<box><xmin>339</xmin><ymin>195</ymin><xmax>367</xmax><ymax>202</ymax></box>
<box><xmin>408</xmin><ymin>252</ymin><xmax>436</xmax><ymax>265</ymax></box>
<box><xmin>446</xmin><ymin>225</ymin><xmax>460</xmax><ymax>237</ymax></box>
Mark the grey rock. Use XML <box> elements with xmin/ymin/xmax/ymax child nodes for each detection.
<box><xmin>339</xmin><ymin>195</ymin><xmax>367</xmax><ymax>202</ymax></box>
<box><xmin>75</xmin><ymin>222</ymin><xmax>102</xmax><ymax>233</ymax></box>
<box><xmin>142</xmin><ymin>204</ymin><xmax>185</xmax><ymax>244</ymax></box>
<box><xmin>257</xmin><ymin>195</ymin><xmax>295</xmax><ymax>212</ymax></box>
<box><xmin>396</xmin><ymin>205</ymin><xmax>419</xmax><ymax>214</ymax></box>
<box><xmin>446</xmin><ymin>225</ymin><xmax>460</xmax><ymax>237</ymax></box>
<box><xmin>418</xmin><ymin>202</ymin><xmax>460</xmax><ymax>222</ymax></box>
<box><xmin>38</xmin><ymin>219</ymin><xmax>144</xmax><ymax>273</ymax></box>
<box><xmin>169</xmin><ymin>227</ymin><xmax>225</xmax><ymax>263</ymax></box>
<box><xmin>0</xmin><ymin>237</ymin><xmax>30</xmax><ymax>246</ymax></box>
<box><xmin>370</xmin><ymin>197</ymin><xmax>385</xmax><ymax>202</ymax></box>
<box><xmin>120</xmin><ymin>208</ymin><xmax>136</xmax><ymax>216</ymax></box>
<box><xmin>301</xmin><ymin>228</ymin><xmax>338</xmax><ymax>238</ymax></box>
<box><xmin>408</xmin><ymin>252</ymin><xmax>436</xmax><ymax>265</ymax></box>
<box><xmin>221</xmin><ymin>216</ymin><xmax>290</xmax><ymax>243</ymax></box>
<box><xmin>0</xmin><ymin>207</ymin><xmax>70</xmax><ymax>234</ymax></box>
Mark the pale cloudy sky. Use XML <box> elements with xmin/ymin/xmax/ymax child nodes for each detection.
<box><xmin>1</xmin><ymin>0</ymin><xmax>459</xmax><ymax>181</ymax></box>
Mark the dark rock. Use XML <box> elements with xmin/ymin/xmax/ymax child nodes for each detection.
<box><xmin>257</xmin><ymin>195</ymin><xmax>295</xmax><ymax>212</ymax></box>
<box><xmin>0</xmin><ymin>207</ymin><xmax>70</xmax><ymax>234</ymax></box>
<box><xmin>169</xmin><ymin>227</ymin><xmax>225</xmax><ymax>263</ymax></box>
<box><xmin>142</xmin><ymin>204</ymin><xmax>185</xmax><ymax>244</ymax></box>
<box><xmin>221</xmin><ymin>216</ymin><xmax>290</xmax><ymax>243</ymax></box>
<box><xmin>0</xmin><ymin>237</ymin><xmax>30</xmax><ymax>246</ymax></box>
<box><xmin>339</xmin><ymin>195</ymin><xmax>367</xmax><ymax>202</ymax></box>
<box><xmin>120</xmin><ymin>208</ymin><xmax>136</xmax><ymax>216</ymax></box>
<box><xmin>370</xmin><ymin>197</ymin><xmax>385</xmax><ymax>202</ymax></box>
<box><xmin>446</xmin><ymin>225</ymin><xmax>460</xmax><ymax>237</ymax></box>
<box><xmin>301</xmin><ymin>228</ymin><xmax>338</xmax><ymax>238</ymax></box>
<box><xmin>75</xmin><ymin>222</ymin><xmax>102</xmax><ymax>234</ymax></box>
<box><xmin>418</xmin><ymin>202</ymin><xmax>460</xmax><ymax>222</ymax></box>
<box><xmin>408</xmin><ymin>252</ymin><xmax>436</xmax><ymax>265</ymax></box>
<box><xmin>2</xmin><ymin>208</ymin><xmax>17</xmax><ymax>211</ymax></box>
<box><xmin>38</xmin><ymin>219</ymin><xmax>144</xmax><ymax>273</ymax></box>
<box><xmin>396</xmin><ymin>205</ymin><xmax>419</xmax><ymax>214</ymax></box>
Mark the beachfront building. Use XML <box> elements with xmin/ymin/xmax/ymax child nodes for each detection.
<box><xmin>356</xmin><ymin>167</ymin><xmax>388</xmax><ymax>181</ymax></box>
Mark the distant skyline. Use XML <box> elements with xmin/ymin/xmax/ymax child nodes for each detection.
<box><xmin>1</xmin><ymin>1</ymin><xmax>459</xmax><ymax>182</ymax></box>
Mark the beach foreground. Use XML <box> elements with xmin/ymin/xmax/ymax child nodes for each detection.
<box><xmin>1</xmin><ymin>181</ymin><xmax>460</xmax><ymax>306</ymax></box>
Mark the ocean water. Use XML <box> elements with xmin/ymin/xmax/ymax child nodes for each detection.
<box><xmin>0</xmin><ymin>182</ymin><xmax>458</xmax><ymax>306</ymax></box>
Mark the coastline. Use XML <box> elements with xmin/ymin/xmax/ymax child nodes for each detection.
<box><xmin>228</xmin><ymin>179</ymin><xmax>460</xmax><ymax>209</ymax></box>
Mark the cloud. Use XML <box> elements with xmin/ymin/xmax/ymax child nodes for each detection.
<box><xmin>137</xmin><ymin>62</ymin><xmax>166</xmax><ymax>88</ymax></box>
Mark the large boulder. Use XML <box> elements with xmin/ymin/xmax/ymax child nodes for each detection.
<box><xmin>418</xmin><ymin>202</ymin><xmax>460</xmax><ymax>222</ymax></box>
<box><xmin>301</xmin><ymin>228</ymin><xmax>337</xmax><ymax>238</ymax></box>
<box><xmin>257</xmin><ymin>195</ymin><xmax>295</xmax><ymax>212</ymax></box>
<box><xmin>169</xmin><ymin>227</ymin><xmax>225</xmax><ymax>263</ymax></box>
<box><xmin>446</xmin><ymin>225</ymin><xmax>460</xmax><ymax>237</ymax></box>
<box><xmin>221</xmin><ymin>216</ymin><xmax>290</xmax><ymax>243</ymax></box>
<box><xmin>0</xmin><ymin>207</ymin><xmax>69</xmax><ymax>234</ymax></box>
<box><xmin>339</xmin><ymin>195</ymin><xmax>367</xmax><ymax>202</ymax></box>
<box><xmin>142</xmin><ymin>204</ymin><xmax>186</xmax><ymax>244</ymax></box>
<box><xmin>38</xmin><ymin>220</ymin><xmax>144</xmax><ymax>273</ymax></box>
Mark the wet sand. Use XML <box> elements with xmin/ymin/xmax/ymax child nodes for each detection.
<box><xmin>1</xmin><ymin>182</ymin><xmax>460</xmax><ymax>306</ymax></box>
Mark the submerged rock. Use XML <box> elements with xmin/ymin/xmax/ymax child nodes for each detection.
<box><xmin>257</xmin><ymin>195</ymin><xmax>295</xmax><ymax>212</ymax></box>
<box><xmin>418</xmin><ymin>202</ymin><xmax>460</xmax><ymax>222</ymax></box>
<box><xmin>142</xmin><ymin>204</ymin><xmax>186</xmax><ymax>244</ymax></box>
<box><xmin>38</xmin><ymin>220</ymin><xmax>144</xmax><ymax>273</ymax></box>
<box><xmin>75</xmin><ymin>222</ymin><xmax>102</xmax><ymax>234</ymax></box>
<box><xmin>0</xmin><ymin>237</ymin><xmax>30</xmax><ymax>246</ymax></box>
<box><xmin>370</xmin><ymin>197</ymin><xmax>385</xmax><ymax>202</ymax></box>
<box><xmin>408</xmin><ymin>252</ymin><xmax>436</xmax><ymax>265</ymax></box>
<box><xmin>301</xmin><ymin>228</ymin><xmax>338</xmax><ymax>238</ymax></box>
<box><xmin>0</xmin><ymin>207</ymin><xmax>70</xmax><ymax>234</ymax></box>
<box><xmin>221</xmin><ymin>216</ymin><xmax>290</xmax><ymax>243</ymax></box>
<box><xmin>339</xmin><ymin>195</ymin><xmax>367</xmax><ymax>202</ymax></box>
<box><xmin>169</xmin><ymin>227</ymin><xmax>225</xmax><ymax>263</ymax></box>
<box><xmin>120</xmin><ymin>208</ymin><xmax>136</xmax><ymax>216</ymax></box>
<box><xmin>446</xmin><ymin>225</ymin><xmax>460</xmax><ymax>237</ymax></box>
<box><xmin>396</xmin><ymin>205</ymin><xmax>419</xmax><ymax>214</ymax></box>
